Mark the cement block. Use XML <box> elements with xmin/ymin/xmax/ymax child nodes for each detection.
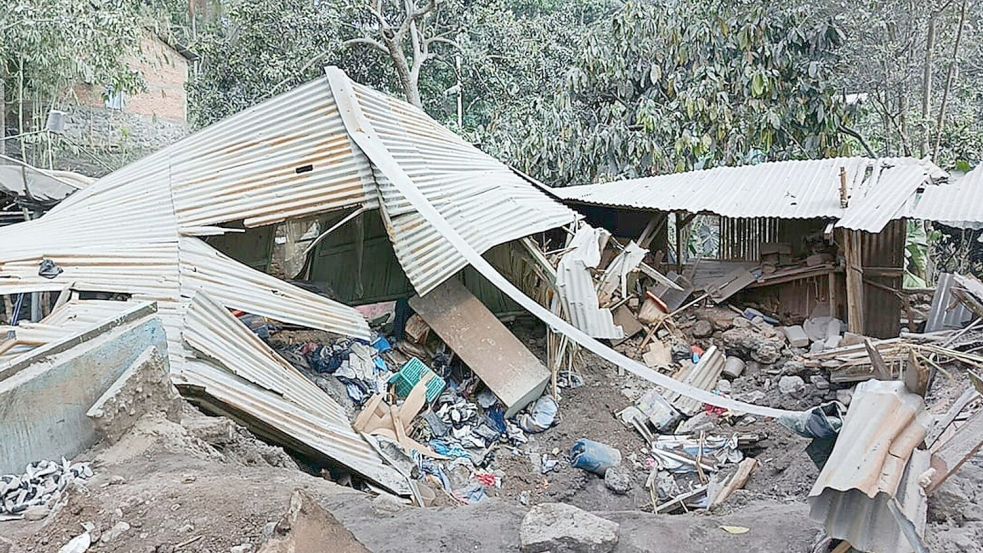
<box><xmin>783</xmin><ymin>325</ymin><xmax>810</xmax><ymax>348</ymax></box>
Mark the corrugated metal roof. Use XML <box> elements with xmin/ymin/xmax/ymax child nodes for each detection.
<box><xmin>342</xmin><ymin>75</ymin><xmax>581</xmax><ymax>296</ymax></box>
<box><xmin>555</xmin><ymin>158</ymin><xmax>944</xmax><ymax>233</ymax></box>
<box><xmin>911</xmin><ymin>164</ymin><xmax>983</xmax><ymax>229</ymax></box>
<box><xmin>808</xmin><ymin>379</ymin><xmax>933</xmax><ymax>552</ymax></box>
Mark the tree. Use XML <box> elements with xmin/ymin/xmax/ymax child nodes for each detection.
<box><xmin>501</xmin><ymin>0</ymin><xmax>855</xmax><ymax>185</ymax></box>
<box><xmin>0</xmin><ymin>1</ymin><xmax>147</xmax><ymax>159</ymax></box>
<box><xmin>342</xmin><ymin>0</ymin><xmax>462</xmax><ymax>109</ymax></box>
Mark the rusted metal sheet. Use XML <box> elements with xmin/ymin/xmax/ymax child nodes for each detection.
<box><xmin>557</xmin><ymin>158</ymin><xmax>943</xmax><ymax>233</ymax></box>
<box><xmin>809</xmin><ymin>380</ymin><xmax>932</xmax><ymax>553</ymax></box>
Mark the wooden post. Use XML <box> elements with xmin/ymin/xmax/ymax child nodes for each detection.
<box><xmin>844</xmin><ymin>230</ymin><xmax>865</xmax><ymax>335</ymax></box>
<box><xmin>839</xmin><ymin>166</ymin><xmax>849</xmax><ymax>208</ymax></box>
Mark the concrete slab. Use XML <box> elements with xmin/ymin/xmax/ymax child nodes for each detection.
<box><xmin>0</xmin><ymin>303</ymin><xmax>167</xmax><ymax>474</ymax></box>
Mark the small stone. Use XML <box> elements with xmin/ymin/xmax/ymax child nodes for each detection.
<box><xmin>230</xmin><ymin>544</ymin><xmax>254</xmax><ymax>553</ymax></box>
<box><xmin>692</xmin><ymin>320</ymin><xmax>714</xmax><ymax>338</ymax></box>
<box><xmin>109</xmin><ymin>475</ymin><xmax>126</xmax><ymax>485</ymax></box>
<box><xmin>22</xmin><ymin>505</ymin><xmax>50</xmax><ymax>521</ymax></box>
<box><xmin>836</xmin><ymin>389</ymin><xmax>853</xmax><ymax>406</ymax></box>
<box><xmin>520</xmin><ymin>503</ymin><xmax>619</xmax><ymax>553</ymax></box>
<box><xmin>102</xmin><ymin>521</ymin><xmax>131</xmax><ymax>544</ymax></box>
<box><xmin>810</xmin><ymin>375</ymin><xmax>830</xmax><ymax>390</ymax></box>
<box><xmin>778</xmin><ymin>375</ymin><xmax>806</xmax><ymax>397</ymax></box>
<box><xmin>716</xmin><ymin>379</ymin><xmax>732</xmax><ymax>394</ymax></box>
<box><xmin>603</xmin><ymin>466</ymin><xmax>632</xmax><ymax>495</ymax></box>
<box><xmin>181</xmin><ymin>474</ymin><xmax>196</xmax><ymax>484</ymax></box>
<box><xmin>178</xmin><ymin>523</ymin><xmax>194</xmax><ymax>533</ymax></box>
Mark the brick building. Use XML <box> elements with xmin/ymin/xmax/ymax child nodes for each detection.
<box><xmin>60</xmin><ymin>33</ymin><xmax>196</xmax><ymax>176</ymax></box>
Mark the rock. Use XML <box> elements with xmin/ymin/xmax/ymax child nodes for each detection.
<box><xmin>56</xmin><ymin>533</ymin><xmax>90</xmax><ymax>553</ymax></box>
<box><xmin>181</xmin><ymin>474</ymin><xmax>197</xmax><ymax>484</ymax></box>
<box><xmin>109</xmin><ymin>475</ymin><xmax>126</xmax><ymax>485</ymax></box>
<box><xmin>520</xmin><ymin>503</ymin><xmax>619</xmax><ymax>553</ymax></box>
<box><xmin>603</xmin><ymin>466</ymin><xmax>632</xmax><ymax>495</ymax></box>
<box><xmin>782</xmin><ymin>325</ymin><xmax>810</xmax><ymax>348</ymax></box>
<box><xmin>751</xmin><ymin>343</ymin><xmax>781</xmax><ymax>364</ymax></box>
<box><xmin>778</xmin><ymin>375</ymin><xmax>806</xmax><ymax>397</ymax></box>
<box><xmin>102</xmin><ymin>522</ymin><xmax>131</xmax><ymax>544</ymax></box>
<box><xmin>809</xmin><ymin>341</ymin><xmax>825</xmax><ymax>354</ymax></box>
<box><xmin>836</xmin><ymin>389</ymin><xmax>853</xmax><ymax>406</ymax></box>
<box><xmin>781</xmin><ymin>360</ymin><xmax>806</xmax><ymax>375</ymax></box>
<box><xmin>23</xmin><ymin>505</ymin><xmax>51</xmax><ymax>521</ymax></box>
<box><xmin>230</xmin><ymin>545</ymin><xmax>254</xmax><ymax>553</ymax></box>
<box><xmin>692</xmin><ymin>320</ymin><xmax>714</xmax><ymax>338</ymax></box>
<box><xmin>810</xmin><ymin>375</ymin><xmax>830</xmax><ymax>390</ymax></box>
<box><xmin>740</xmin><ymin>390</ymin><xmax>766</xmax><ymax>404</ymax></box>
<box><xmin>716</xmin><ymin>379</ymin><xmax>732</xmax><ymax>394</ymax></box>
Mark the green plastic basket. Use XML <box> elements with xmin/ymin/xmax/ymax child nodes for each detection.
<box><xmin>389</xmin><ymin>357</ymin><xmax>445</xmax><ymax>403</ymax></box>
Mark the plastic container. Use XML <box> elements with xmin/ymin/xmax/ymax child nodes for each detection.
<box><xmin>570</xmin><ymin>439</ymin><xmax>622</xmax><ymax>475</ymax></box>
<box><xmin>389</xmin><ymin>357</ymin><xmax>445</xmax><ymax>403</ymax></box>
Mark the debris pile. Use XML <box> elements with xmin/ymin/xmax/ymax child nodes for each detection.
<box><xmin>1</xmin><ymin>460</ymin><xmax>92</xmax><ymax>521</ymax></box>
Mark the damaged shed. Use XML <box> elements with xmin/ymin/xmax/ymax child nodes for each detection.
<box><xmin>554</xmin><ymin>158</ymin><xmax>951</xmax><ymax>338</ymax></box>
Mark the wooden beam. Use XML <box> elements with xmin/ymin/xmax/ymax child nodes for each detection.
<box><xmin>924</xmin><ymin>387</ymin><xmax>979</xmax><ymax>448</ymax></box>
<box><xmin>926</xmin><ymin>407</ymin><xmax>983</xmax><ymax>494</ymax></box>
<box><xmin>864</xmin><ymin>338</ymin><xmax>892</xmax><ymax>380</ymax></box>
<box><xmin>844</xmin><ymin>230</ymin><xmax>865</xmax><ymax>334</ymax></box>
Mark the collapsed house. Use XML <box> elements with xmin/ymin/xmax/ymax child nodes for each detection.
<box><xmin>553</xmin><ymin>157</ymin><xmax>983</xmax><ymax>338</ymax></box>
<box><xmin>4</xmin><ymin>68</ymin><xmax>777</xmax><ymax>498</ymax></box>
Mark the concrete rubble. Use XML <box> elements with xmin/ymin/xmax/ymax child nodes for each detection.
<box><xmin>519</xmin><ymin>502</ymin><xmax>620</xmax><ymax>553</ymax></box>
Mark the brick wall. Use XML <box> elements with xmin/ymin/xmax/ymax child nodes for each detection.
<box><xmin>75</xmin><ymin>34</ymin><xmax>189</xmax><ymax>123</ymax></box>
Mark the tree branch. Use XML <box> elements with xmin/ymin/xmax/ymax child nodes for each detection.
<box><xmin>343</xmin><ymin>37</ymin><xmax>389</xmax><ymax>55</ymax></box>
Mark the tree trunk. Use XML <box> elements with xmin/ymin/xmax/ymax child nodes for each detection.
<box><xmin>920</xmin><ymin>16</ymin><xmax>935</xmax><ymax>158</ymax></box>
<box><xmin>385</xmin><ymin>39</ymin><xmax>423</xmax><ymax>109</ymax></box>
<box><xmin>0</xmin><ymin>62</ymin><xmax>6</xmax><ymax>156</ymax></box>
<box><xmin>933</xmin><ymin>0</ymin><xmax>968</xmax><ymax>160</ymax></box>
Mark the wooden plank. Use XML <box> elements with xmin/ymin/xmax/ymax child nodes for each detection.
<box><xmin>926</xmin><ymin>407</ymin><xmax>983</xmax><ymax>494</ymax></box>
<box><xmin>611</xmin><ymin>305</ymin><xmax>644</xmax><ymax>346</ymax></box>
<box><xmin>705</xmin><ymin>268</ymin><xmax>756</xmax><ymax>304</ymax></box>
<box><xmin>409</xmin><ymin>279</ymin><xmax>550</xmax><ymax>417</ymax></box>
<box><xmin>844</xmin><ymin>230</ymin><xmax>865</xmax><ymax>334</ymax></box>
<box><xmin>864</xmin><ymin>338</ymin><xmax>892</xmax><ymax>380</ymax></box>
<box><xmin>710</xmin><ymin>458</ymin><xmax>758</xmax><ymax>508</ymax></box>
<box><xmin>925</xmin><ymin>388</ymin><xmax>980</xmax><ymax>448</ymax></box>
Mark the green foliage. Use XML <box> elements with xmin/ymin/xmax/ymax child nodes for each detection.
<box><xmin>498</xmin><ymin>0</ymin><xmax>855</xmax><ymax>185</ymax></box>
<box><xmin>0</xmin><ymin>0</ymin><xmax>146</xmax><ymax>107</ymax></box>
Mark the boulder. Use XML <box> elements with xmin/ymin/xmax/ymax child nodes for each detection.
<box><xmin>520</xmin><ymin>503</ymin><xmax>619</xmax><ymax>553</ymax></box>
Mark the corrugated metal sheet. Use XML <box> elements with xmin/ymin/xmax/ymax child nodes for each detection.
<box><xmin>556</xmin><ymin>158</ymin><xmax>943</xmax><ymax>233</ymax></box>
<box><xmin>911</xmin><ymin>165</ymin><xmax>983</xmax><ymax>229</ymax></box>
<box><xmin>176</xmin><ymin>293</ymin><xmax>406</xmax><ymax>492</ymax></box>
<box><xmin>553</xmin><ymin>226</ymin><xmax>623</xmax><ymax>339</ymax></box>
<box><xmin>344</xmin><ymin>77</ymin><xmax>581</xmax><ymax>296</ymax></box>
<box><xmin>809</xmin><ymin>380</ymin><xmax>932</xmax><ymax>552</ymax></box>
